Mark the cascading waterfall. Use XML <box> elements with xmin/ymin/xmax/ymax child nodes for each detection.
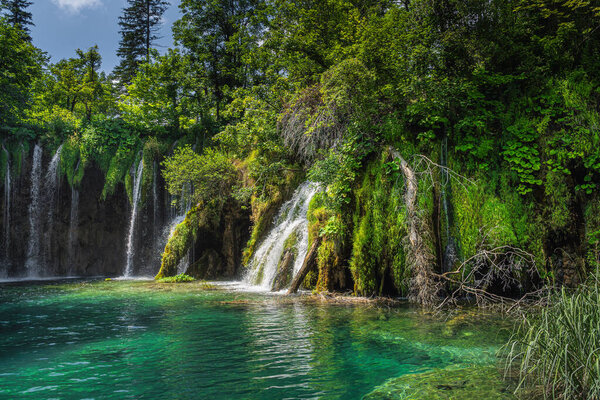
<box><xmin>42</xmin><ymin>145</ymin><xmax>63</xmax><ymax>268</ymax></box>
<box><xmin>68</xmin><ymin>186</ymin><xmax>79</xmax><ymax>273</ymax></box>
<box><xmin>245</xmin><ymin>182</ymin><xmax>319</xmax><ymax>290</ymax></box>
<box><xmin>124</xmin><ymin>159</ymin><xmax>144</xmax><ymax>277</ymax></box>
<box><xmin>25</xmin><ymin>144</ymin><xmax>43</xmax><ymax>277</ymax></box>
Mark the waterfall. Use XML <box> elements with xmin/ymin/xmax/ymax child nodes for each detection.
<box><xmin>440</xmin><ymin>135</ymin><xmax>457</xmax><ymax>271</ymax></box>
<box><xmin>157</xmin><ymin>183</ymin><xmax>193</xmax><ymax>275</ymax></box>
<box><xmin>68</xmin><ymin>186</ymin><xmax>79</xmax><ymax>273</ymax></box>
<box><xmin>42</xmin><ymin>145</ymin><xmax>63</xmax><ymax>269</ymax></box>
<box><xmin>2</xmin><ymin>147</ymin><xmax>10</xmax><ymax>277</ymax></box>
<box><xmin>124</xmin><ymin>159</ymin><xmax>144</xmax><ymax>277</ymax></box>
<box><xmin>245</xmin><ymin>182</ymin><xmax>319</xmax><ymax>290</ymax></box>
<box><xmin>25</xmin><ymin>144</ymin><xmax>43</xmax><ymax>277</ymax></box>
<box><xmin>3</xmin><ymin>148</ymin><xmax>10</xmax><ymax>259</ymax></box>
<box><xmin>153</xmin><ymin>160</ymin><xmax>159</xmax><ymax>236</ymax></box>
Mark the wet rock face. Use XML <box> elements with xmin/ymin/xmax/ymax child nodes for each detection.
<box><xmin>272</xmin><ymin>248</ymin><xmax>294</xmax><ymax>292</ymax></box>
<box><xmin>0</xmin><ymin>147</ymin><xmax>171</xmax><ymax>278</ymax></box>
<box><xmin>187</xmin><ymin>201</ymin><xmax>251</xmax><ymax>280</ymax></box>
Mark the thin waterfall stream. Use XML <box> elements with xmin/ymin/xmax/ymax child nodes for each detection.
<box><xmin>25</xmin><ymin>144</ymin><xmax>43</xmax><ymax>277</ymax></box>
<box><xmin>68</xmin><ymin>186</ymin><xmax>79</xmax><ymax>273</ymax></box>
<box><xmin>245</xmin><ymin>182</ymin><xmax>319</xmax><ymax>290</ymax></box>
<box><xmin>42</xmin><ymin>145</ymin><xmax>63</xmax><ymax>269</ymax></box>
<box><xmin>2</xmin><ymin>146</ymin><xmax>10</xmax><ymax>269</ymax></box>
<box><xmin>124</xmin><ymin>159</ymin><xmax>144</xmax><ymax>277</ymax></box>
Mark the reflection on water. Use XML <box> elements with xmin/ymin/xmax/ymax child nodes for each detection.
<box><xmin>0</xmin><ymin>280</ymin><xmax>512</xmax><ymax>399</ymax></box>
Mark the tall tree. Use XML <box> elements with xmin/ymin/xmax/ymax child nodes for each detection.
<box><xmin>0</xmin><ymin>0</ymin><xmax>33</xmax><ymax>41</ymax></box>
<box><xmin>173</xmin><ymin>0</ymin><xmax>263</xmax><ymax>122</ymax></box>
<box><xmin>115</xmin><ymin>0</ymin><xmax>169</xmax><ymax>85</ymax></box>
<box><xmin>0</xmin><ymin>18</ymin><xmax>42</xmax><ymax>127</ymax></box>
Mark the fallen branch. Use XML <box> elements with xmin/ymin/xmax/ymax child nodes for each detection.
<box><xmin>288</xmin><ymin>237</ymin><xmax>321</xmax><ymax>294</ymax></box>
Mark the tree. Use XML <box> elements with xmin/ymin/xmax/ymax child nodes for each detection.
<box><xmin>36</xmin><ymin>46</ymin><xmax>111</xmax><ymax>120</ymax></box>
<box><xmin>115</xmin><ymin>0</ymin><xmax>169</xmax><ymax>85</ymax></box>
<box><xmin>0</xmin><ymin>0</ymin><xmax>33</xmax><ymax>41</ymax></box>
<box><xmin>119</xmin><ymin>49</ymin><xmax>193</xmax><ymax>134</ymax></box>
<box><xmin>0</xmin><ymin>18</ymin><xmax>42</xmax><ymax>127</ymax></box>
<box><xmin>173</xmin><ymin>0</ymin><xmax>263</xmax><ymax>122</ymax></box>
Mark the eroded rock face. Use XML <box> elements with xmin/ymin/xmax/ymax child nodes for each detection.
<box><xmin>186</xmin><ymin>201</ymin><xmax>251</xmax><ymax>280</ymax></box>
<box><xmin>0</xmin><ymin>147</ymin><xmax>171</xmax><ymax>278</ymax></box>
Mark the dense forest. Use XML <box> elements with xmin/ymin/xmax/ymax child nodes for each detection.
<box><xmin>3</xmin><ymin>0</ymin><xmax>600</xmax><ymax>398</ymax></box>
<box><xmin>3</xmin><ymin>0</ymin><xmax>600</xmax><ymax>296</ymax></box>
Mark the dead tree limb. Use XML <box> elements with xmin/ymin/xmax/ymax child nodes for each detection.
<box><xmin>288</xmin><ymin>237</ymin><xmax>322</xmax><ymax>294</ymax></box>
<box><xmin>389</xmin><ymin>147</ymin><xmax>438</xmax><ymax>306</ymax></box>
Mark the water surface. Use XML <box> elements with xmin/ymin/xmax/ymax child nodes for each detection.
<box><xmin>0</xmin><ymin>280</ymin><xmax>512</xmax><ymax>399</ymax></box>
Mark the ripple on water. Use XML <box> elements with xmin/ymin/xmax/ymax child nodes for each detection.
<box><xmin>0</xmin><ymin>280</ymin><xmax>513</xmax><ymax>399</ymax></box>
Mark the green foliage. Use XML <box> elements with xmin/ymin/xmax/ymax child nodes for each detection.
<box><xmin>349</xmin><ymin>153</ymin><xmax>408</xmax><ymax>296</ymax></box>
<box><xmin>505</xmin><ymin>277</ymin><xmax>600</xmax><ymax>399</ymax></box>
<box><xmin>102</xmin><ymin>145</ymin><xmax>137</xmax><ymax>200</ymax></box>
<box><xmin>156</xmin><ymin>274</ymin><xmax>195</xmax><ymax>283</ymax></box>
<box><xmin>453</xmin><ymin>174</ymin><xmax>544</xmax><ymax>269</ymax></box>
<box><xmin>156</xmin><ymin>204</ymin><xmax>216</xmax><ymax>279</ymax></box>
<box><xmin>60</xmin><ymin>136</ymin><xmax>81</xmax><ymax>187</ymax></box>
<box><xmin>162</xmin><ymin>145</ymin><xmax>237</xmax><ymax>213</ymax></box>
<box><xmin>0</xmin><ymin>17</ymin><xmax>42</xmax><ymax>128</ymax></box>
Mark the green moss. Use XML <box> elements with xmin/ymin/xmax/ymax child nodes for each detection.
<box><xmin>102</xmin><ymin>145</ymin><xmax>137</xmax><ymax>200</ymax></box>
<box><xmin>155</xmin><ymin>202</ymin><xmax>218</xmax><ymax>279</ymax></box>
<box><xmin>60</xmin><ymin>137</ymin><xmax>81</xmax><ymax>187</ymax></box>
<box><xmin>156</xmin><ymin>274</ymin><xmax>196</xmax><ymax>283</ymax></box>
<box><xmin>10</xmin><ymin>142</ymin><xmax>28</xmax><ymax>177</ymax></box>
<box><xmin>348</xmin><ymin>152</ymin><xmax>408</xmax><ymax>296</ymax></box>
<box><xmin>363</xmin><ymin>366</ymin><xmax>514</xmax><ymax>400</ymax></box>
<box><xmin>140</xmin><ymin>138</ymin><xmax>164</xmax><ymax>205</ymax></box>
<box><xmin>453</xmin><ymin>172</ymin><xmax>545</xmax><ymax>277</ymax></box>
<box><xmin>0</xmin><ymin>148</ymin><xmax>8</xmax><ymax>184</ymax></box>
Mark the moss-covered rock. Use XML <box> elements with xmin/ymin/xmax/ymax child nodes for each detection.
<box><xmin>349</xmin><ymin>151</ymin><xmax>409</xmax><ymax>296</ymax></box>
<box><xmin>363</xmin><ymin>366</ymin><xmax>515</xmax><ymax>400</ymax></box>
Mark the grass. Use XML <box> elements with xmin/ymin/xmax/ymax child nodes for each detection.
<box><xmin>504</xmin><ymin>276</ymin><xmax>600</xmax><ymax>399</ymax></box>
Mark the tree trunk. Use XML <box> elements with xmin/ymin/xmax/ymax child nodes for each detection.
<box><xmin>287</xmin><ymin>237</ymin><xmax>321</xmax><ymax>294</ymax></box>
<box><xmin>389</xmin><ymin>147</ymin><xmax>437</xmax><ymax>306</ymax></box>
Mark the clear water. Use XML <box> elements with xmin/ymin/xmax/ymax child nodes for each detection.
<box><xmin>0</xmin><ymin>280</ymin><xmax>513</xmax><ymax>399</ymax></box>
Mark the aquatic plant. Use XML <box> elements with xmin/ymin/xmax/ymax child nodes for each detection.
<box><xmin>505</xmin><ymin>276</ymin><xmax>600</xmax><ymax>399</ymax></box>
<box><xmin>156</xmin><ymin>273</ymin><xmax>195</xmax><ymax>283</ymax></box>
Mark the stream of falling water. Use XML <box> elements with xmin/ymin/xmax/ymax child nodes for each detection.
<box><xmin>245</xmin><ymin>182</ymin><xmax>319</xmax><ymax>290</ymax></box>
<box><xmin>25</xmin><ymin>144</ymin><xmax>43</xmax><ymax>277</ymax></box>
<box><xmin>3</xmin><ymin>147</ymin><xmax>10</xmax><ymax>263</ymax></box>
<box><xmin>42</xmin><ymin>145</ymin><xmax>63</xmax><ymax>269</ymax></box>
<box><xmin>68</xmin><ymin>186</ymin><xmax>79</xmax><ymax>273</ymax></box>
<box><xmin>124</xmin><ymin>159</ymin><xmax>144</xmax><ymax>277</ymax></box>
<box><xmin>1</xmin><ymin>146</ymin><xmax>10</xmax><ymax>277</ymax></box>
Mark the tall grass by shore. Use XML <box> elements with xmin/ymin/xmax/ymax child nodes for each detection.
<box><xmin>504</xmin><ymin>277</ymin><xmax>600</xmax><ymax>399</ymax></box>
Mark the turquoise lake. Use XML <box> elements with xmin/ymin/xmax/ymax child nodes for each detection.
<box><xmin>0</xmin><ymin>280</ymin><xmax>514</xmax><ymax>399</ymax></box>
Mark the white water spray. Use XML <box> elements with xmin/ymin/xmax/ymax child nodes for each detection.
<box><xmin>25</xmin><ymin>144</ymin><xmax>43</xmax><ymax>277</ymax></box>
<box><xmin>245</xmin><ymin>182</ymin><xmax>319</xmax><ymax>290</ymax></box>
<box><xmin>124</xmin><ymin>159</ymin><xmax>144</xmax><ymax>277</ymax></box>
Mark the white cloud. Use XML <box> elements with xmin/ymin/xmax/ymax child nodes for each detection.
<box><xmin>52</xmin><ymin>0</ymin><xmax>102</xmax><ymax>13</ymax></box>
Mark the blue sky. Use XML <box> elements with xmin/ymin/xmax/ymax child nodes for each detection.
<box><xmin>30</xmin><ymin>0</ymin><xmax>181</xmax><ymax>73</ymax></box>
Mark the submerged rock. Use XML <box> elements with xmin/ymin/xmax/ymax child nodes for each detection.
<box><xmin>363</xmin><ymin>366</ymin><xmax>515</xmax><ymax>400</ymax></box>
